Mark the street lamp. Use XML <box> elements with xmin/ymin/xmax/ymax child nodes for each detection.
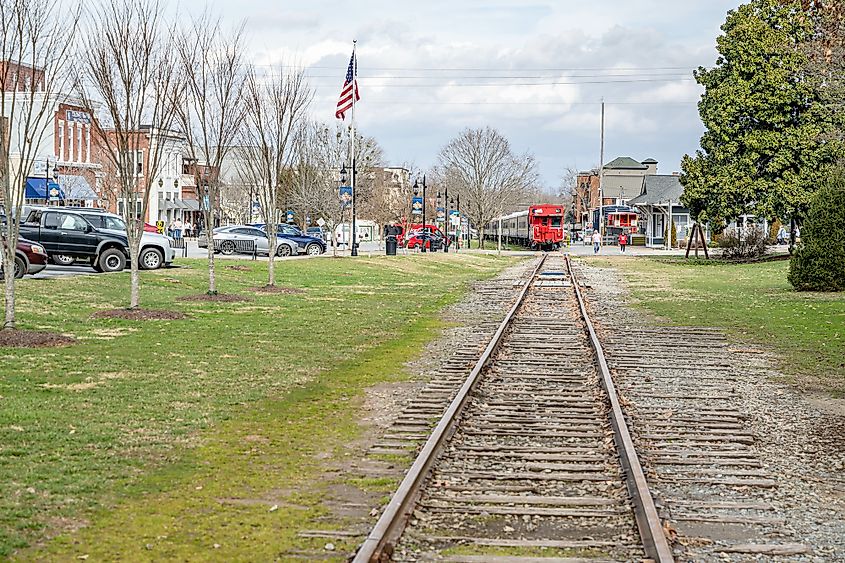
<box><xmin>340</xmin><ymin>164</ymin><xmax>358</xmax><ymax>256</ymax></box>
<box><xmin>413</xmin><ymin>175</ymin><xmax>427</xmax><ymax>252</ymax></box>
<box><xmin>450</xmin><ymin>195</ymin><xmax>461</xmax><ymax>251</ymax></box>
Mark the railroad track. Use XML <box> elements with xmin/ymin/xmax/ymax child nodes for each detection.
<box><xmin>352</xmin><ymin>255</ymin><xmax>673</xmax><ymax>563</ymax></box>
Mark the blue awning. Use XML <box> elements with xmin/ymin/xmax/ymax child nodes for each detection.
<box><xmin>25</xmin><ymin>178</ymin><xmax>62</xmax><ymax>200</ymax></box>
<box><xmin>59</xmin><ymin>175</ymin><xmax>97</xmax><ymax>200</ymax></box>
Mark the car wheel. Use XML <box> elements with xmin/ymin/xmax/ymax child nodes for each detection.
<box><xmin>305</xmin><ymin>243</ymin><xmax>322</xmax><ymax>256</ymax></box>
<box><xmin>277</xmin><ymin>244</ymin><xmax>292</xmax><ymax>257</ymax></box>
<box><xmin>98</xmin><ymin>248</ymin><xmax>126</xmax><ymax>273</ymax></box>
<box><xmin>220</xmin><ymin>240</ymin><xmax>235</xmax><ymax>255</ymax></box>
<box><xmin>14</xmin><ymin>256</ymin><xmax>26</xmax><ymax>279</ymax></box>
<box><xmin>139</xmin><ymin>248</ymin><xmax>163</xmax><ymax>270</ymax></box>
<box><xmin>52</xmin><ymin>254</ymin><xmax>75</xmax><ymax>266</ymax></box>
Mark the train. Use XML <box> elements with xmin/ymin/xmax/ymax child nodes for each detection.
<box><xmin>485</xmin><ymin>204</ymin><xmax>566</xmax><ymax>250</ymax></box>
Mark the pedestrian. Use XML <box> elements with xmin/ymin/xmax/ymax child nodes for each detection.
<box><xmin>777</xmin><ymin>225</ymin><xmax>787</xmax><ymax>245</ymax></box>
<box><xmin>172</xmin><ymin>218</ymin><xmax>183</xmax><ymax>239</ymax></box>
<box><xmin>618</xmin><ymin>230</ymin><xmax>628</xmax><ymax>253</ymax></box>
<box><xmin>592</xmin><ymin>229</ymin><xmax>602</xmax><ymax>254</ymax></box>
<box><xmin>183</xmin><ymin>220</ymin><xmax>193</xmax><ymax>238</ymax></box>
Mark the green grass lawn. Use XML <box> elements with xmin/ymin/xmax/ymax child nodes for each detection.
<box><xmin>0</xmin><ymin>254</ymin><xmax>518</xmax><ymax>560</ymax></box>
<box><xmin>588</xmin><ymin>256</ymin><xmax>845</xmax><ymax>396</ymax></box>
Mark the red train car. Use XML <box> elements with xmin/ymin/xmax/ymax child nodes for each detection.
<box><xmin>488</xmin><ymin>204</ymin><xmax>565</xmax><ymax>250</ymax></box>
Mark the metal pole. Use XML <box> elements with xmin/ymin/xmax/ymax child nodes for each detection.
<box><xmin>457</xmin><ymin>195</ymin><xmax>461</xmax><ymax>251</ymax></box>
<box><xmin>421</xmin><ymin>175</ymin><xmax>427</xmax><ymax>253</ymax></box>
<box><xmin>444</xmin><ymin>184</ymin><xmax>449</xmax><ymax>253</ymax></box>
<box><xmin>497</xmin><ymin>212</ymin><xmax>502</xmax><ymax>255</ymax></box>
<box><xmin>350</xmin><ymin>40</ymin><xmax>358</xmax><ymax>257</ymax></box>
<box><xmin>666</xmin><ymin>199</ymin><xmax>672</xmax><ymax>250</ymax></box>
<box><xmin>599</xmin><ymin>100</ymin><xmax>605</xmax><ymax>239</ymax></box>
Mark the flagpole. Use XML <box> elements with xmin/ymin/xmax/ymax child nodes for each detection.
<box><xmin>350</xmin><ymin>40</ymin><xmax>358</xmax><ymax>256</ymax></box>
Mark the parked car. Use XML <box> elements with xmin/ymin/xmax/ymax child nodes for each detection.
<box><xmin>207</xmin><ymin>225</ymin><xmax>297</xmax><ymax>257</ymax></box>
<box><xmin>250</xmin><ymin>223</ymin><xmax>326</xmax><ymax>256</ymax></box>
<box><xmin>399</xmin><ymin>224</ymin><xmax>446</xmax><ymax>247</ymax></box>
<box><xmin>305</xmin><ymin>226</ymin><xmax>328</xmax><ymax>242</ymax></box>
<box><xmin>22</xmin><ymin>206</ymin><xmax>175</xmax><ymax>270</ymax></box>
<box><xmin>19</xmin><ymin>208</ymin><xmax>129</xmax><ymax>272</ymax></box>
<box><xmin>0</xmin><ymin>238</ymin><xmax>48</xmax><ymax>280</ymax></box>
<box><xmin>405</xmin><ymin>229</ymin><xmax>448</xmax><ymax>250</ymax></box>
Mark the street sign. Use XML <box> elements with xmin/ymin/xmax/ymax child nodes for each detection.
<box><xmin>316</xmin><ymin>218</ymin><xmax>326</xmax><ymax>227</ymax></box>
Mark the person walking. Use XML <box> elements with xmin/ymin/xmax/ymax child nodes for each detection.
<box><xmin>592</xmin><ymin>229</ymin><xmax>602</xmax><ymax>254</ymax></box>
<box><xmin>172</xmin><ymin>218</ymin><xmax>183</xmax><ymax>239</ymax></box>
<box><xmin>183</xmin><ymin>220</ymin><xmax>193</xmax><ymax>238</ymax></box>
<box><xmin>777</xmin><ymin>225</ymin><xmax>787</xmax><ymax>245</ymax></box>
<box><xmin>618</xmin><ymin>230</ymin><xmax>628</xmax><ymax>253</ymax></box>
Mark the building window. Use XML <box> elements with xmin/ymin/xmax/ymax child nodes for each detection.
<box><xmin>85</xmin><ymin>126</ymin><xmax>91</xmax><ymax>163</ymax></box>
<box><xmin>77</xmin><ymin>123</ymin><xmax>82</xmax><ymax>162</ymax></box>
<box><xmin>68</xmin><ymin>122</ymin><xmax>74</xmax><ymax>162</ymax></box>
<box><xmin>136</xmin><ymin>150</ymin><xmax>143</xmax><ymax>175</ymax></box>
<box><xmin>58</xmin><ymin>120</ymin><xmax>65</xmax><ymax>161</ymax></box>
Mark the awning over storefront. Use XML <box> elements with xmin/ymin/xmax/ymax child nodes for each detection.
<box><xmin>25</xmin><ymin>177</ymin><xmax>62</xmax><ymax>200</ymax></box>
<box><xmin>182</xmin><ymin>199</ymin><xmax>200</xmax><ymax>211</ymax></box>
<box><xmin>59</xmin><ymin>175</ymin><xmax>98</xmax><ymax>200</ymax></box>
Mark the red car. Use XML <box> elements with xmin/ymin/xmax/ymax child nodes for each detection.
<box><xmin>405</xmin><ymin>229</ymin><xmax>449</xmax><ymax>250</ymax></box>
<box><xmin>400</xmin><ymin>223</ymin><xmax>445</xmax><ymax>247</ymax></box>
<box><xmin>1</xmin><ymin>238</ymin><xmax>48</xmax><ymax>279</ymax></box>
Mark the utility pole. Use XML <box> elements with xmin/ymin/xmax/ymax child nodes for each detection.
<box><xmin>598</xmin><ymin>99</ymin><xmax>605</xmax><ymax>239</ymax></box>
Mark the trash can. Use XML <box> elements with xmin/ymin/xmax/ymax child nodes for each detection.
<box><xmin>385</xmin><ymin>236</ymin><xmax>397</xmax><ymax>256</ymax></box>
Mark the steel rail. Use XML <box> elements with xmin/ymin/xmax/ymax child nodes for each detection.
<box><xmin>565</xmin><ymin>255</ymin><xmax>675</xmax><ymax>563</ymax></box>
<box><xmin>352</xmin><ymin>255</ymin><xmax>547</xmax><ymax>563</ymax></box>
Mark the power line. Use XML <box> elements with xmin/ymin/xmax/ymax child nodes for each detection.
<box><xmin>308</xmin><ymin>77</ymin><xmax>696</xmax><ymax>88</ymax></box>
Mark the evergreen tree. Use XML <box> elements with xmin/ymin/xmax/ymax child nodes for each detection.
<box><xmin>788</xmin><ymin>173</ymin><xmax>845</xmax><ymax>291</ymax></box>
<box><xmin>680</xmin><ymin>0</ymin><xmax>843</xmax><ymax>230</ymax></box>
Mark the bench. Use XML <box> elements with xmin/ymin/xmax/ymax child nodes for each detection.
<box><xmin>213</xmin><ymin>238</ymin><xmax>257</xmax><ymax>260</ymax></box>
<box><xmin>170</xmin><ymin>237</ymin><xmax>188</xmax><ymax>258</ymax></box>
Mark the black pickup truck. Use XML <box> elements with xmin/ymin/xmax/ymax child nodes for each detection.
<box><xmin>20</xmin><ymin>208</ymin><xmax>130</xmax><ymax>272</ymax></box>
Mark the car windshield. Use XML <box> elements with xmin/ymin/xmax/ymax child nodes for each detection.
<box><xmin>279</xmin><ymin>225</ymin><xmax>302</xmax><ymax>235</ymax></box>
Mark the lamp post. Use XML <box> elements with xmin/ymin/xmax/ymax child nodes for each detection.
<box><xmin>436</xmin><ymin>190</ymin><xmax>442</xmax><ymax>252</ymax></box>
<box><xmin>413</xmin><ymin>175</ymin><xmax>427</xmax><ymax>253</ymax></box>
<box><xmin>443</xmin><ymin>184</ymin><xmax>449</xmax><ymax>253</ymax></box>
<box><xmin>340</xmin><ymin>164</ymin><xmax>358</xmax><ymax>256</ymax></box>
<box><xmin>450</xmin><ymin>194</ymin><xmax>461</xmax><ymax>252</ymax></box>
<box><xmin>51</xmin><ymin>161</ymin><xmax>60</xmax><ymax>205</ymax></box>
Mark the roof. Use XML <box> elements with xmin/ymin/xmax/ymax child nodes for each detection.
<box><xmin>628</xmin><ymin>175</ymin><xmax>684</xmax><ymax>206</ymax></box>
<box><xmin>642</xmin><ymin>158</ymin><xmax>658</xmax><ymax>164</ymax></box>
<box><xmin>603</xmin><ymin>156</ymin><xmax>647</xmax><ymax>170</ymax></box>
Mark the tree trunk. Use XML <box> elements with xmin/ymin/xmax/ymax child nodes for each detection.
<box><xmin>3</xmin><ymin>254</ymin><xmax>15</xmax><ymax>330</ymax></box>
<box><xmin>129</xmin><ymin>246</ymin><xmax>140</xmax><ymax>308</ymax></box>
<box><xmin>207</xmin><ymin>242</ymin><xmax>217</xmax><ymax>294</ymax></box>
<box><xmin>268</xmin><ymin>237</ymin><xmax>276</xmax><ymax>287</ymax></box>
<box><xmin>479</xmin><ymin>228</ymin><xmax>485</xmax><ymax>249</ymax></box>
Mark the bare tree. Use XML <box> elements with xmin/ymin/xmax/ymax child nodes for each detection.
<box><xmin>174</xmin><ymin>15</ymin><xmax>246</xmax><ymax>295</ymax></box>
<box><xmin>78</xmin><ymin>0</ymin><xmax>179</xmax><ymax>309</ymax></box>
<box><xmin>436</xmin><ymin>127</ymin><xmax>538</xmax><ymax>248</ymax></box>
<box><xmin>286</xmin><ymin>121</ymin><xmax>383</xmax><ymax>255</ymax></box>
<box><xmin>0</xmin><ymin>0</ymin><xmax>78</xmax><ymax>329</ymax></box>
<box><xmin>237</xmin><ymin>66</ymin><xmax>311</xmax><ymax>286</ymax></box>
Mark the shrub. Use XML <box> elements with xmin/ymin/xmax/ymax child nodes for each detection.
<box><xmin>769</xmin><ymin>219</ymin><xmax>782</xmax><ymax>244</ymax></box>
<box><xmin>663</xmin><ymin>219</ymin><xmax>678</xmax><ymax>248</ymax></box>
<box><xmin>788</xmin><ymin>177</ymin><xmax>845</xmax><ymax>292</ymax></box>
<box><xmin>719</xmin><ymin>226</ymin><xmax>768</xmax><ymax>260</ymax></box>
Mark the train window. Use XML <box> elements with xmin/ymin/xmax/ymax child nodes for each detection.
<box><xmin>551</xmin><ymin>217</ymin><xmax>561</xmax><ymax>227</ymax></box>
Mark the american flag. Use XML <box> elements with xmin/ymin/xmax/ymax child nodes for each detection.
<box><xmin>335</xmin><ymin>52</ymin><xmax>360</xmax><ymax>120</ymax></box>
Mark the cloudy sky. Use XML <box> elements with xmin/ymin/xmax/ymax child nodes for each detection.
<box><xmin>182</xmin><ymin>0</ymin><xmax>741</xmax><ymax>189</ymax></box>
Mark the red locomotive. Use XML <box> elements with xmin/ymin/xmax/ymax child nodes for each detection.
<box><xmin>487</xmin><ymin>204</ymin><xmax>565</xmax><ymax>250</ymax></box>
